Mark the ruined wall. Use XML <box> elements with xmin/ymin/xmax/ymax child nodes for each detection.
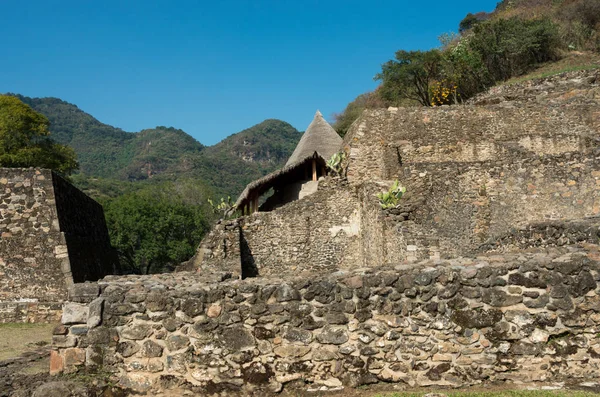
<box><xmin>0</xmin><ymin>169</ymin><xmax>70</xmax><ymax>322</ymax></box>
<box><xmin>53</xmin><ymin>174</ymin><xmax>119</xmax><ymax>282</ymax></box>
<box><xmin>0</xmin><ymin>168</ymin><xmax>118</xmax><ymax>323</ymax></box>
<box><xmin>191</xmin><ymin>178</ymin><xmax>361</xmax><ymax>278</ymax></box>
<box><xmin>53</xmin><ymin>245</ymin><xmax>600</xmax><ymax>394</ymax></box>
<box><xmin>341</xmin><ymin>70</ymin><xmax>600</xmax><ymax>263</ymax></box>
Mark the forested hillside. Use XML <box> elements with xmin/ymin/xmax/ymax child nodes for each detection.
<box><xmin>12</xmin><ymin>95</ymin><xmax>301</xmax><ymax>198</ymax></box>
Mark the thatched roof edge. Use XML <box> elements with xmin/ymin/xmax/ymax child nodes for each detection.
<box><xmin>233</xmin><ymin>153</ymin><xmax>322</xmax><ymax>210</ymax></box>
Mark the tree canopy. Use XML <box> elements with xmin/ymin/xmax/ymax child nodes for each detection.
<box><xmin>101</xmin><ymin>180</ymin><xmax>213</xmax><ymax>274</ymax></box>
<box><xmin>0</xmin><ymin>95</ymin><xmax>78</xmax><ymax>174</ymax></box>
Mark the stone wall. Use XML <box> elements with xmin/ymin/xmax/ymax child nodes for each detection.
<box><xmin>339</xmin><ymin>69</ymin><xmax>600</xmax><ymax>264</ymax></box>
<box><xmin>0</xmin><ymin>168</ymin><xmax>118</xmax><ymax>323</ymax></box>
<box><xmin>53</xmin><ymin>245</ymin><xmax>600</xmax><ymax>394</ymax></box>
<box><xmin>190</xmin><ymin>178</ymin><xmax>362</xmax><ymax>278</ymax></box>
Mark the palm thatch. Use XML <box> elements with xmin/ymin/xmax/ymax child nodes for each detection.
<box><xmin>233</xmin><ymin>111</ymin><xmax>342</xmax><ymax>211</ymax></box>
<box><xmin>286</xmin><ymin>110</ymin><xmax>343</xmax><ymax>166</ymax></box>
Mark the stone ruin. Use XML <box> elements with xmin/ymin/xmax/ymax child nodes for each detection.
<box><xmin>0</xmin><ymin>168</ymin><xmax>119</xmax><ymax>323</ymax></box>
<box><xmin>49</xmin><ymin>69</ymin><xmax>600</xmax><ymax>394</ymax></box>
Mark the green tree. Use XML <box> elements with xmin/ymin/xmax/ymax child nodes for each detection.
<box><xmin>375</xmin><ymin>49</ymin><xmax>443</xmax><ymax>107</ymax></box>
<box><xmin>469</xmin><ymin>17</ymin><xmax>559</xmax><ymax>82</ymax></box>
<box><xmin>102</xmin><ymin>180</ymin><xmax>212</xmax><ymax>274</ymax></box>
<box><xmin>333</xmin><ymin>91</ymin><xmax>388</xmax><ymax>137</ymax></box>
<box><xmin>0</xmin><ymin>95</ymin><xmax>78</xmax><ymax>174</ymax></box>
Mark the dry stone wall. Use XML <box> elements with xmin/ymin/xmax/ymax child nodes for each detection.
<box><xmin>189</xmin><ymin>178</ymin><xmax>362</xmax><ymax>278</ymax></box>
<box><xmin>339</xmin><ymin>69</ymin><xmax>600</xmax><ymax>264</ymax></box>
<box><xmin>53</xmin><ymin>245</ymin><xmax>600</xmax><ymax>394</ymax></box>
<box><xmin>0</xmin><ymin>168</ymin><xmax>118</xmax><ymax>323</ymax></box>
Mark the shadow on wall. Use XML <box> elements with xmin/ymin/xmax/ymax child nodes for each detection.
<box><xmin>240</xmin><ymin>229</ymin><xmax>258</xmax><ymax>279</ymax></box>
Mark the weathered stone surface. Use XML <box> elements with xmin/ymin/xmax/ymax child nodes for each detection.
<box><xmin>141</xmin><ymin>340</ymin><xmax>164</xmax><ymax>357</ymax></box>
<box><xmin>166</xmin><ymin>335</ymin><xmax>189</xmax><ymax>352</ymax></box>
<box><xmin>317</xmin><ymin>326</ymin><xmax>349</xmax><ymax>345</ymax></box>
<box><xmin>120</xmin><ymin>324</ymin><xmax>153</xmax><ymax>340</ymax></box>
<box><xmin>52</xmin><ymin>235</ymin><xmax>600</xmax><ymax>395</ymax></box>
<box><xmin>117</xmin><ymin>341</ymin><xmax>140</xmax><ymax>358</ymax></box>
<box><xmin>61</xmin><ymin>303</ymin><xmax>89</xmax><ymax>325</ymax></box>
<box><xmin>87</xmin><ymin>297</ymin><xmax>104</xmax><ymax>328</ymax></box>
<box><xmin>481</xmin><ymin>289</ymin><xmax>523</xmax><ymax>307</ymax></box>
<box><xmin>219</xmin><ymin>327</ymin><xmax>255</xmax><ymax>350</ymax></box>
<box><xmin>283</xmin><ymin>327</ymin><xmax>312</xmax><ymax>344</ymax></box>
<box><xmin>273</xmin><ymin>345</ymin><xmax>311</xmax><ymax>358</ymax></box>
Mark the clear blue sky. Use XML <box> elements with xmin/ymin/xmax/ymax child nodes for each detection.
<box><xmin>1</xmin><ymin>0</ymin><xmax>498</xmax><ymax>145</ymax></box>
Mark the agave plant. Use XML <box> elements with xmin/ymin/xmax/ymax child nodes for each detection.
<box><xmin>377</xmin><ymin>180</ymin><xmax>406</xmax><ymax>209</ymax></box>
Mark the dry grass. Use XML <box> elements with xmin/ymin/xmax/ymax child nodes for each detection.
<box><xmin>504</xmin><ymin>51</ymin><xmax>600</xmax><ymax>85</ymax></box>
<box><xmin>0</xmin><ymin>322</ymin><xmax>55</xmax><ymax>361</ymax></box>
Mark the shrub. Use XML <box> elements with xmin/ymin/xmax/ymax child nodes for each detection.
<box><xmin>469</xmin><ymin>17</ymin><xmax>560</xmax><ymax>81</ymax></box>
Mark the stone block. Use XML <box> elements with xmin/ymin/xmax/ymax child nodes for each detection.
<box><xmin>61</xmin><ymin>303</ymin><xmax>88</xmax><ymax>325</ymax></box>
<box><xmin>49</xmin><ymin>350</ymin><xmax>64</xmax><ymax>375</ymax></box>
<box><xmin>87</xmin><ymin>297</ymin><xmax>104</xmax><ymax>328</ymax></box>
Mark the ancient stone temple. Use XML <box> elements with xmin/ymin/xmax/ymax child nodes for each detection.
<box><xmin>233</xmin><ymin>110</ymin><xmax>343</xmax><ymax>214</ymax></box>
<box><xmin>51</xmin><ymin>70</ymin><xmax>600</xmax><ymax>395</ymax></box>
<box><xmin>0</xmin><ymin>168</ymin><xmax>119</xmax><ymax>322</ymax></box>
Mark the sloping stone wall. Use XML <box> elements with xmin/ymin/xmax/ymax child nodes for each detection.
<box><xmin>52</xmin><ymin>245</ymin><xmax>600</xmax><ymax>394</ymax></box>
<box><xmin>0</xmin><ymin>168</ymin><xmax>118</xmax><ymax>323</ymax></box>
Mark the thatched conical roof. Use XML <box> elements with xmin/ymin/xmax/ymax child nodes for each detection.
<box><xmin>232</xmin><ymin>110</ymin><xmax>342</xmax><ymax>212</ymax></box>
<box><xmin>285</xmin><ymin>110</ymin><xmax>342</xmax><ymax>166</ymax></box>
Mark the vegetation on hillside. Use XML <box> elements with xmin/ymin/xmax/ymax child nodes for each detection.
<box><xmin>101</xmin><ymin>180</ymin><xmax>213</xmax><ymax>274</ymax></box>
<box><xmin>333</xmin><ymin>0</ymin><xmax>600</xmax><ymax>136</ymax></box>
<box><xmin>0</xmin><ymin>95</ymin><xmax>78</xmax><ymax>174</ymax></box>
<box><xmin>12</xmin><ymin>95</ymin><xmax>302</xmax><ymax>199</ymax></box>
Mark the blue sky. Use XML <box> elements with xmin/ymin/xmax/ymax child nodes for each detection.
<box><xmin>1</xmin><ymin>0</ymin><xmax>498</xmax><ymax>145</ymax></box>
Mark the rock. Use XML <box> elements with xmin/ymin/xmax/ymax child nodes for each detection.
<box><xmin>141</xmin><ymin>340</ymin><xmax>164</xmax><ymax>357</ymax></box>
<box><xmin>32</xmin><ymin>382</ymin><xmax>72</xmax><ymax>397</ymax></box>
<box><xmin>87</xmin><ymin>297</ymin><xmax>104</xmax><ymax>328</ymax></box>
<box><xmin>481</xmin><ymin>288</ymin><xmax>523</xmax><ymax>307</ymax></box>
<box><xmin>313</xmin><ymin>347</ymin><xmax>338</xmax><ymax>361</ymax></box>
<box><xmin>343</xmin><ymin>276</ymin><xmax>363</xmax><ymax>289</ymax></box>
<box><xmin>283</xmin><ymin>327</ymin><xmax>312</xmax><ymax>344</ymax></box>
<box><xmin>220</xmin><ymin>326</ymin><xmax>255</xmax><ymax>350</ymax></box>
<box><xmin>120</xmin><ymin>323</ymin><xmax>153</xmax><ymax>340</ymax></box>
<box><xmin>166</xmin><ymin>335</ymin><xmax>190</xmax><ymax>352</ymax></box>
<box><xmin>426</xmin><ymin>363</ymin><xmax>451</xmax><ymax>380</ymax></box>
<box><xmin>451</xmin><ymin>308</ymin><xmax>502</xmax><ymax>328</ymax></box>
<box><xmin>162</xmin><ymin>317</ymin><xmax>182</xmax><ymax>332</ymax></box>
<box><xmin>207</xmin><ymin>304</ymin><xmax>222</xmax><ymax>318</ymax></box>
<box><xmin>117</xmin><ymin>341</ymin><xmax>140</xmax><ymax>357</ymax></box>
<box><xmin>317</xmin><ymin>326</ymin><xmax>349</xmax><ymax>345</ymax></box>
<box><xmin>68</xmin><ymin>283</ymin><xmax>100</xmax><ymax>303</ymax></box>
<box><xmin>570</xmin><ymin>271</ymin><xmax>596</xmax><ymax>297</ymax></box>
<box><xmin>61</xmin><ymin>303</ymin><xmax>89</xmax><ymax>325</ymax></box>
<box><xmin>274</xmin><ymin>284</ymin><xmax>301</xmax><ymax>302</ymax></box>
<box><xmin>181</xmin><ymin>298</ymin><xmax>204</xmax><ymax>317</ymax></box>
<box><xmin>530</xmin><ymin>328</ymin><xmax>550</xmax><ymax>343</ymax></box>
<box><xmin>273</xmin><ymin>344</ymin><xmax>311</xmax><ymax>358</ymax></box>
<box><xmin>52</xmin><ymin>335</ymin><xmax>77</xmax><ymax>348</ymax></box>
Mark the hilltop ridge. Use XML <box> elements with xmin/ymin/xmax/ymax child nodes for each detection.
<box><xmin>10</xmin><ymin>94</ymin><xmax>302</xmax><ymax>198</ymax></box>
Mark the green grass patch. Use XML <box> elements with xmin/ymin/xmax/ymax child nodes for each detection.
<box><xmin>375</xmin><ymin>391</ymin><xmax>599</xmax><ymax>397</ymax></box>
<box><xmin>503</xmin><ymin>52</ymin><xmax>600</xmax><ymax>85</ymax></box>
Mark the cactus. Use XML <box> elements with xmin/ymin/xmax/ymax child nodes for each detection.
<box><xmin>377</xmin><ymin>180</ymin><xmax>406</xmax><ymax>209</ymax></box>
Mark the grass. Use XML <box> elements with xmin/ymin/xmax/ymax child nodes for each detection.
<box><xmin>374</xmin><ymin>392</ymin><xmax>599</xmax><ymax>397</ymax></box>
<box><xmin>504</xmin><ymin>51</ymin><xmax>600</xmax><ymax>85</ymax></box>
<box><xmin>0</xmin><ymin>322</ymin><xmax>55</xmax><ymax>361</ymax></box>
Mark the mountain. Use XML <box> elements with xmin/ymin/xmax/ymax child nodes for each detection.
<box><xmin>11</xmin><ymin>95</ymin><xmax>302</xmax><ymax>198</ymax></box>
